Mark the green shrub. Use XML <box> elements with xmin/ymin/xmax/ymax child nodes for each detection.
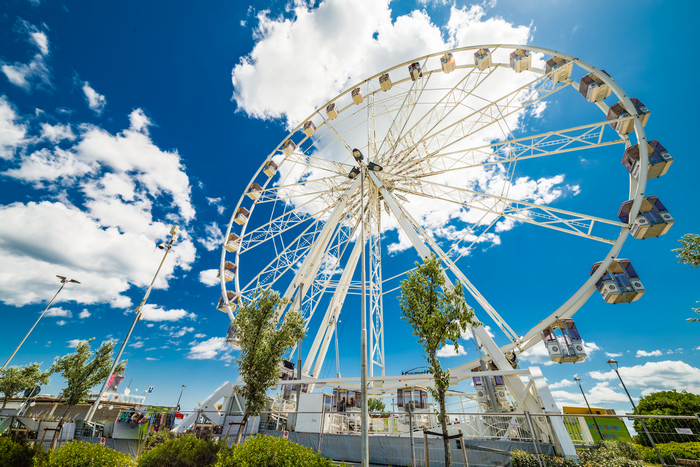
<box><xmin>215</xmin><ymin>434</ymin><xmax>337</xmax><ymax>467</ymax></box>
<box><xmin>143</xmin><ymin>428</ymin><xmax>177</xmax><ymax>450</ymax></box>
<box><xmin>578</xmin><ymin>440</ymin><xmax>643</xmax><ymax>467</ymax></box>
<box><xmin>0</xmin><ymin>436</ymin><xmax>43</xmax><ymax>467</ymax></box>
<box><xmin>137</xmin><ymin>434</ymin><xmax>228</xmax><ymax>467</ymax></box>
<box><xmin>510</xmin><ymin>449</ymin><xmax>578</xmax><ymax>467</ymax></box>
<box><xmin>34</xmin><ymin>440</ymin><xmax>134</xmax><ymax>467</ymax></box>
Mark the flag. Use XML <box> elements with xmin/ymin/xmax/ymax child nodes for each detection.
<box><xmin>147</xmin><ymin>386</ymin><xmax>154</xmax><ymax>393</ymax></box>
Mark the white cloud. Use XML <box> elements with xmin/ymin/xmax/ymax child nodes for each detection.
<box><xmin>206</xmin><ymin>197</ymin><xmax>225</xmax><ymax>215</ymax></box>
<box><xmin>436</xmin><ymin>343</ymin><xmax>467</xmax><ymax>358</ymax></box>
<box><xmin>39</xmin><ymin>123</ymin><xmax>75</xmax><ymax>143</ymax></box>
<box><xmin>0</xmin><ymin>105</ymin><xmax>198</xmax><ymax>309</ymax></box>
<box><xmin>82</xmin><ymin>82</ymin><xmax>106</xmax><ymax>115</ymax></box>
<box><xmin>146</xmin><ymin>357</ymin><xmax>159</xmax><ymax>361</ymax></box>
<box><xmin>605</xmin><ymin>352</ymin><xmax>623</xmax><ymax>358</ymax></box>
<box><xmin>1</xmin><ymin>21</ymin><xmax>51</xmax><ymax>91</ymax></box>
<box><xmin>79</xmin><ymin>310</ymin><xmax>91</xmax><ymax>319</ymax></box>
<box><xmin>199</xmin><ymin>269</ymin><xmax>220</xmax><ymax>287</ymax></box>
<box><xmin>549</xmin><ymin>379</ymin><xmax>575</xmax><ymax>389</ymax></box>
<box><xmin>169</xmin><ymin>326</ymin><xmax>195</xmax><ymax>338</ymax></box>
<box><xmin>199</xmin><ymin>222</ymin><xmax>223</xmax><ymax>251</ymax></box>
<box><xmin>590</xmin><ymin>360</ymin><xmax>700</xmax><ymax>394</ymax></box>
<box><xmin>187</xmin><ymin>337</ymin><xmax>236</xmax><ymax>360</ymax></box>
<box><xmin>56</xmin><ymin>320</ymin><xmax>66</xmax><ymax>326</ymax></box>
<box><xmin>140</xmin><ymin>304</ymin><xmax>196</xmax><ymax>322</ymax></box>
<box><xmin>0</xmin><ymin>96</ymin><xmax>27</xmax><ymax>159</ymax></box>
<box><xmin>67</xmin><ymin>339</ymin><xmax>85</xmax><ymax>348</ymax></box>
<box><xmin>636</xmin><ymin>349</ymin><xmax>663</xmax><ymax>358</ymax></box>
<box><xmin>45</xmin><ymin>307</ymin><xmax>72</xmax><ymax>318</ymax></box>
<box><xmin>194</xmin><ymin>333</ymin><xmax>206</xmax><ymax>338</ymax></box>
<box><xmin>130</xmin><ymin>341</ymin><xmax>145</xmax><ymax>348</ymax></box>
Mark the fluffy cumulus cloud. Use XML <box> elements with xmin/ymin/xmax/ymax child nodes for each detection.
<box><xmin>140</xmin><ymin>304</ymin><xmax>196</xmax><ymax>322</ymax></box>
<box><xmin>636</xmin><ymin>349</ymin><xmax>663</xmax><ymax>358</ymax></box>
<box><xmin>0</xmin><ymin>101</ymin><xmax>197</xmax><ymax>309</ymax></box>
<box><xmin>199</xmin><ymin>269</ymin><xmax>220</xmax><ymax>287</ymax></box>
<box><xmin>1</xmin><ymin>20</ymin><xmax>52</xmax><ymax>91</ymax></box>
<box><xmin>0</xmin><ymin>96</ymin><xmax>27</xmax><ymax>159</ymax></box>
<box><xmin>232</xmin><ymin>0</ymin><xmax>530</xmax><ymax>126</ymax></box>
<box><xmin>45</xmin><ymin>307</ymin><xmax>72</xmax><ymax>318</ymax></box>
<box><xmin>590</xmin><ymin>360</ymin><xmax>700</xmax><ymax>395</ymax></box>
<box><xmin>187</xmin><ymin>337</ymin><xmax>236</xmax><ymax>360</ymax></box>
<box><xmin>82</xmin><ymin>81</ymin><xmax>107</xmax><ymax>115</ymax></box>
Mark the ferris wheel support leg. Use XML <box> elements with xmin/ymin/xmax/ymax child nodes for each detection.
<box><xmin>529</xmin><ymin>366</ymin><xmax>579</xmax><ymax>459</ymax></box>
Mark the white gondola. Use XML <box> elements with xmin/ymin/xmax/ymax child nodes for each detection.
<box><xmin>224</xmin><ymin>233</ymin><xmax>241</xmax><ymax>252</ymax></box>
<box><xmin>618</xmin><ymin>196</ymin><xmax>673</xmax><ymax>239</ymax></box>
<box><xmin>379</xmin><ymin>73</ymin><xmax>392</xmax><ymax>91</ymax></box>
<box><xmin>246</xmin><ymin>183</ymin><xmax>262</xmax><ymax>201</ymax></box>
<box><xmin>351</xmin><ymin>87</ymin><xmax>363</xmax><ymax>104</ymax></box>
<box><xmin>606</xmin><ymin>98</ymin><xmax>650</xmax><ymax>135</ymax></box>
<box><xmin>282</xmin><ymin>140</ymin><xmax>296</xmax><ymax>156</ymax></box>
<box><xmin>440</xmin><ymin>52</ymin><xmax>455</xmax><ymax>73</ymax></box>
<box><xmin>218</xmin><ymin>261</ymin><xmax>237</xmax><ymax>282</ymax></box>
<box><xmin>622</xmin><ymin>140</ymin><xmax>673</xmax><ymax>180</ymax></box>
<box><xmin>263</xmin><ymin>160</ymin><xmax>278</xmax><ymax>177</ymax></box>
<box><xmin>326</xmin><ymin>102</ymin><xmax>338</xmax><ymax>120</ymax></box>
<box><xmin>472</xmin><ymin>375</ymin><xmax>510</xmax><ymax>410</ymax></box>
<box><xmin>578</xmin><ymin>71</ymin><xmax>611</xmax><ymax>103</ymax></box>
<box><xmin>541</xmin><ymin>319</ymin><xmax>586</xmax><ymax>363</ymax></box>
<box><xmin>217</xmin><ymin>290</ymin><xmax>238</xmax><ymax>313</ymax></box>
<box><xmin>509</xmin><ymin>49</ymin><xmax>530</xmax><ymax>73</ymax></box>
<box><xmin>225</xmin><ymin>321</ymin><xmax>240</xmax><ymax>346</ymax></box>
<box><xmin>234</xmin><ymin>207</ymin><xmax>250</xmax><ymax>225</ymax></box>
<box><xmin>303</xmin><ymin>120</ymin><xmax>316</xmax><ymax>137</ymax></box>
<box><xmin>397</xmin><ymin>386</ymin><xmax>428</xmax><ymax>412</ymax></box>
<box><xmin>545</xmin><ymin>56</ymin><xmax>573</xmax><ymax>83</ymax></box>
<box><xmin>591</xmin><ymin>259</ymin><xmax>645</xmax><ymax>304</ymax></box>
<box><xmin>408</xmin><ymin>62</ymin><xmax>422</xmax><ymax>81</ymax></box>
<box><xmin>474</xmin><ymin>48</ymin><xmax>492</xmax><ymax>70</ymax></box>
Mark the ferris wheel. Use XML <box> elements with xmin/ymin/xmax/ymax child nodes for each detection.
<box><xmin>218</xmin><ymin>45</ymin><xmax>672</xmax><ymax>392</ymax></box>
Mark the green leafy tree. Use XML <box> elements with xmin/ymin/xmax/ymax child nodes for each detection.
<box><xmin>398</xmin><ymin>255</ymin><xmax>479</xmax><ymax>467</ymax></box>
<box><xmin>50</xmin><ymin>338</ymin><xmax>126</xmax><ymax>410</ymax></box>
<box><xmin>0</xmin><ymin>363</ymin><xmax>51</xmax><ymax>412</ymax></box>
<box><xmin>673</xmin><ymin>233</ymin><xmax>700</xmax><ymax>321</ymax></box>
<box><xmin>634</xmin><ymin>390</ymin><xmax>700</xmax><ymax>445</ymax></box>
<box><xmin>367</xmin><ymin>398</ymin><xmax>386</xmax><ymax>413</ymax></box>
<box><xmin>231</xmin><ymin>288</ymin><xmax>305</xmax><ymax>443</ymax></box>
<box><xmin>34</xmin><ymin>440</ymin><xmax>134</xmax><ymax>467</ymax></box>
<box><xmin>137</xmin><ymin>435</ymin><xmax>228</xmax><ymax>467</ymax></box>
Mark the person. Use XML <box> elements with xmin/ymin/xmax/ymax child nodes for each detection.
<box><xmin>339</xmin><ymin>397</ymin><xmax>346</xmax><ymax>412</ymax></box>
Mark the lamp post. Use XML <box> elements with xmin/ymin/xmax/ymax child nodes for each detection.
<box><xmin>607</xmin><ymin>359</ymin><xmax>666</xmax><ymax>466</ymax></box>
<box><xmin>2</xmin><ymin>275</ymin><xmax>80</xmax><ymax>370</ymax></box>
<box><xmin>573</xmin><ymin>377</ymin><xmax>604</xmax><ymax>441</ymax></box>
<box><xmin>176</xmin><ymin>384</ymin><xmax>186</xmax><ymax>410</ymax></box>
<box><xmin>86</xmin><ymin>226</ymin><xmax>179</xmax><ymax>425</ymax></box>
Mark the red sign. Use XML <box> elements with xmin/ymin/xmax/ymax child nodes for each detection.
<box><xmin>283</xmin><ymin>430</ymin><xmax>289</xmax><ymax>439</ymax></box>
<box><xmin>100</xmin><ymin>437</ymin><xmax>106</xmax><ymax>445</ymax></box>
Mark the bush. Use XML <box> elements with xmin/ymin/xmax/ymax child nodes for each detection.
<box><xmin>634</xmin><ymin>441</ymin><xmax>700</xmax><ymax>464</ymax></box>
<box><xmin>34</xmin><ymin>440</ymin><xmax>134</xmax><ymax>467</ymax></box>
<box><xmin>137</xmin><ymin>434</ymin><xmax>228</xmax><ymax>467</ymax></box>
<box><xmin>510</xmin><ymin>449</ymin><xmax>578</xmax><ymax>467</ymax></box>
<box><xmin>215</xmin><ymin>434</ymin><xmax>338</xmax><ymax>467</ymax></box>
<box><xmin>578</xmin><ymin>440</ymin><xmax>643</xmax><ymax>467</ymax></box>
<box><xmin>0</xmin><ymin>436</ymin><xmax>43</xmax><ymax>467</ymax></box>
<box><xmin>142</xmin><ymin>428</ymin><xmax>177</xmax><ymax>450</ymax></box>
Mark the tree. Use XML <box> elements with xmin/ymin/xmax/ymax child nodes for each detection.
<box><xmin>398</xmin><ymin>255</ymin><xmax>479</xmax><ymax>467</ymax></box>
<box><xmin>634</xmin><ymin>390</ymin><xmax>700</xmax><ymax>445</ymax></box>
<box><xmin>672</xmin><ymin>233</ymin><xmax>700</xmax><ymax>321</ymax></box>
<box><xmin>0</xmin><ymin>363</ymin><xmax>51</xmax><ymax>412</ymax></box>
<box><xmin>50</xmin><ymin>338</ymin><xmax>125</xmax><ymax>412</ymax></box>
<box><xmin>368</xmin><ymin>398</ymin><xmax>386</xmax><ymax>413</ymax></box>
<box><xmin>231</xmin><ymin>288</ymin><xmax>305</xmax><ymax>443</ymax></box>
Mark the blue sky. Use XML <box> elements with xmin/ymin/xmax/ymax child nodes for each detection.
<box><xmin>0</xmin><ymin>0</ymin><xmax>698</xmax><ymax>415</ymax></box>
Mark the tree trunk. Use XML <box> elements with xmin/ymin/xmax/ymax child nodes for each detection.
<box><xmin>1</xmin><ymin>397</ymin><xmax>7</xmax><ymax>412</ymax></box>
<box><xmin>234</xmin><ymin>410</ymin><xmax>250</xmax><ymax>444</ymax></box>
<box><xmin>439</xmin><ymin>389</ymin><xmax>451</xmax><ymax>467</ymax></box>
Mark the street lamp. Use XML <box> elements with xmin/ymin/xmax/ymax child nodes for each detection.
<box><xmin>85</xmin><ymin>226</ymin><xmax>179</xmax><ymax>425</ymax></box>
<box><xmin>2</xmin><ymin>275</ymin><xmax>80</xmax><ymax>370</ymax></box>
<box><xmin>573</xmin><ymin>376</ymin><xmax>604</xmax><ymax>440</ymax></box>
<box><xmin>176</xmin><ymin>384</ymin><xmax>186</xmax><ymax>410</ymax></box>
<box><xmin>607</xmin><ymin>359</ymin><xmax>666</xmax><ymax>466</ymax></box>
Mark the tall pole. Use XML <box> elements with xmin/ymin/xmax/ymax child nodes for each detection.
<box><xmin>607</xmin><ymin>359</ymin><xmax>666</xmax><ymax>466</ymax></box>
<box><xmin>360</xmin><ymin>162</ymin><xmax>369</xmax><ymax>467</ymax></box>
<box><xmin>2</xmin><ymin>275</ymin><xmax>80</xmax><ymax>370</ymax></box>
<box><xmin>574</xmin><ymin>377</ymin><xmax>604</xmax><ymax>440</ymax></box>
<box><xmin>176</xmin><ymin>385</ymin><xmax>186</xmax><ymax>410</ymax></box>
<box><xmin>86</xmin><ymin>226</ymin><xmax>178</xmax><ymax>424</ymax></box>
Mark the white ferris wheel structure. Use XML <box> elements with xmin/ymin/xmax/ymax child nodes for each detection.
<box><xmin>216</xmin><ymin>44</ymin><xmax>671</xmax><ymax>452</ymax></box>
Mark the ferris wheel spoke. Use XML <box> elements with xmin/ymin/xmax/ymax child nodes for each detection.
<box><xmin>391</xmin><ymin>175</ymin><xmax>624</xmax><ymax>243</ymax></box>
<box><xmin>384</xmin><ymin>70</ymin><xmax>569</xmax><ymax>173</ymax></box>
<box><xmin>405</xmin><ymin>119</ymin><xmax>627</xmax><ymax>178</ymax></box>
<box><xmin>278</xmin><ymin>151</ymin><xmax>353</xmax><ymax>181</ymax></box>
